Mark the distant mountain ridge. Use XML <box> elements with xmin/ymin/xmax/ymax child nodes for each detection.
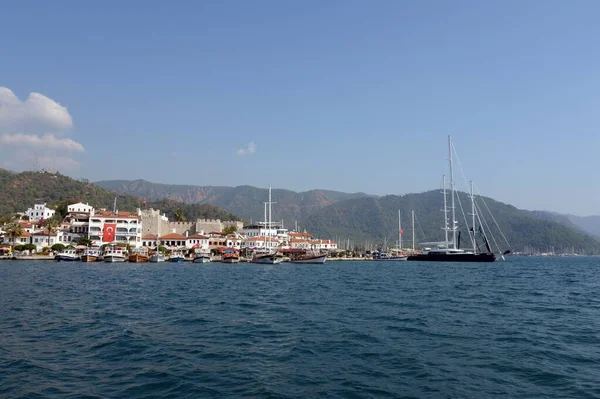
<box><xmin>96</xmin><ymin>178</ymin><xmax>600</xmax><ymax>253</ymax></box>
<box><xmin>96</xmin><ymin>179</ymin><xmax>374</xmax><ymax>223</ymax></box>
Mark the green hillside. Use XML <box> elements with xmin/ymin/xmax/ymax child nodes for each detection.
<box><xmin>0</xmin><ymin>169</ymin><xmax>240</xmax><ymax>222</ymax></box>
<box><xmin>301</xmin><ymin>191</ymin><xmax>600</xmax><ymax>254</ymax></box>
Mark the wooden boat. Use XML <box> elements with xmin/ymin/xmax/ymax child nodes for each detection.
<box><xmin>222</xmin><ymin>250</ymin><xmax>239</xmax><ymax>263</ymax></box>
<box><xmin>103</xmin><ymin>247</ymin><xmax>126</xmax><ymax>263</ymax></box>
<box><xmin>128</xmin><ymin>248</ymin><xmax>149</xmax><ymax>263</ymax></box>
<box><xmin>289</xmin><ymin>252</ymin><xmax>327</xmax><ymax>264</ymax></box>
<box><xmin>81</xmin><ymin>248</ymin><xmax>100</xmax><ymax>262</ymax></box>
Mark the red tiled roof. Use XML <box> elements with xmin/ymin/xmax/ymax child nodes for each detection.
<box><xmin>142</xmin><ymin>234</ymin><xmax>157</xmax><ymax>240</ymax></box>
<box><xmin>159</xmin><ymin>233</ymin><xmax>187</xmax><ymax>240</ymax></box>
<box><xmin>187</xmin><ymin>234</ymin><xmax>208</xmax><ymax>239</ymax></box>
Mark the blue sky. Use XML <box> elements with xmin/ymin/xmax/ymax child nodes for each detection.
<box><xmin>1</xmin><ymin>0</ymin><xmax>599</xmax><ymax>215</ymax></box>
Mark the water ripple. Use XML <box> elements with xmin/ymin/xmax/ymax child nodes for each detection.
<box><xmin>1</xmin><ymin>258</ymin><xmax>600</xmax><ymax>398</ymax></box>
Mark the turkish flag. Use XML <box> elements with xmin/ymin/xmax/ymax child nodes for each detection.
<box><xmin>103</xmin><ymin>223</ymin><xmax>117</xmax><ymax>242</ymax></box>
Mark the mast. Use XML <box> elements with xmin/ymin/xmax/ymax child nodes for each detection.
<box><xmin>448</xmin><ymin>135</ymin><xmax>457</xmax><ymax>249</ymax></box>
<box><xmin>263</xmin><ymin>200</ymin><xmax>267</xmax><ymax>251</ymax></box>
<box><xmin>398</xmin><ymin>209</ymin><xmax>402</xmax><ymax>251</ymax></box>
<box><xmin>412</xmin><ymin>210</ymin><xmax>415</xmax><ymax>250</ymax></box>
<box><xmin>470</xmin><ymin>180</ymin><xmax>476</xmax><ymax>252</ymax></box>
<box><xmin>443</xmin><ymin>174</ymin><xmax>449</xmax><ymax>245</ymax></box>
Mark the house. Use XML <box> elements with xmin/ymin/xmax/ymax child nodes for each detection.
<box><xmin>159</xmin><ymin>233</ymin><xmax>187</xmax><ymax>248</ymax></box>
<box><xmin>25</xmin><ymin>203</ymin><xmax>55</xmax><ymax>222</ymax></box>
<box><xmin>67</xmin><ymin>202</ymin><xmax>94</xmax><ymax>214</ymax></box>
<box><xmin>2</xmin><ymin>231</ymin><xmax>30</xmax><ymax>246</ymax></box>
<box><xmin>187</xmin><ymin>234</ymin><xmax>209</xmax><ymax>252</ymax></box>
<box><xmin>142</xmin><ymin>234</ymin><xmax>158</xmax><ymax>248</ymax></box>
<box><xmin>243</xmin><ymin>236</ymin><xmax>281</xmax><ymax>250</ymax></box>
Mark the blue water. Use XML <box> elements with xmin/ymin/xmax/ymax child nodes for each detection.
<box><xmin>1</xmin><ymin>258</ymin><xmax>600</xmax><ymax>398</ymax></box>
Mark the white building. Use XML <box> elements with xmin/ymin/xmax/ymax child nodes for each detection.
<box><xmin>26</xmin><ymin>203</ymin><xmax>55</xmax><ymax>222</ymax></box>
<box><xmin>243</xmin><ymin>236</ymin><xmax>281</xmax><ymax>250</ymax></box>
<box><xmin>67</xmin><ymin>202</ymin><xmax>94</xmax><ymax>214</ymax></box>
<box><xmin>88</xmin><ymin>210</ymin><xmax>143</xmax><ymax>248</ymax></box>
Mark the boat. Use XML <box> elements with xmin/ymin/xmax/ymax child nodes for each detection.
<box><xmin>407</xmin><ymin>136</ymin><xmax>510</xmax><ymax>263</ymax></box>
<box><xmin>128</xmin><ymin>247</ymin><xmax>149</xmax><ymax>263</ymax></box>
<box><xmin>372</xmin><ymin>251</ymin><xmax>408</xmax><ymax>261</ymax></box>
<box><xmin>80</xmin><ymin>247</ymin><xmax>100</xmax><ymax>262</ymax></box>
<box><xmin>252</xmin><ymin>248</ymin><xmax>284</xmax><ymax>264</ymax></box>
<box><xmin>289</xmin><ymin>251</ymin><xmax>327</xmax><ymax>264</ymax></box>
<box><xmin>192</xmin><ymin>251</ymin><xmax>211</xmax><ymax>263</ymax></box>
<box><xmin>222</xmin><ymin>249</ymin><xmax>239</xmax><ymax>263</ymax></box>
<box><xmin>149</xmin><ymin>251</ymin><xmax>165</xmax><ymax>263</ymax></box>
<box><xmin>169</xmin><ymin>249</ymin><xmax>185</xmax><ymax>263</ymax></box>
<box><xmin>103</xmin><ymin>247</ymin><xmax>127</xmax><ymax>263</ymax></box>
<box><xmin>251</xmin><ymin>186</ymin><xmax>284</xmax><ymax>265</ymax></box>
<box><xmin>55</xmin><ymin>249</ymin><xmax>80</xmax><ymax>262</ymax></box>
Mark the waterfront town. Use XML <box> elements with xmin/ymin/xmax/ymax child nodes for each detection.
<box><xmin>0</xmin><ymin>201</ymin><xmax>338</xmax><ymax>259</ymax></box>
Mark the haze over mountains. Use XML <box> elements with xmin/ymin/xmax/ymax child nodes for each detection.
<box><xmin>97</xmin><ymin>179</ymin><xmax>600</xmax><ymax>253</ymax></box>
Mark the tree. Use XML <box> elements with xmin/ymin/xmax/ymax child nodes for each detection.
<box><xmin>76</xmin><ymin>237</ymin><xmax>92</xmax><ymax>247</ymax></box>
<box><xmin>4</xmin><ymin>222</ymin><xmax>24</xmax><ymax>249</ymax></box>
<box><xmin>222</xmin><ymin>225</ymin><xmax>238</xmax><ymax>235</ymax></box>
<box><xmin>51</xmin><ymin>243</ymin><xmax>66</xmax><ymax>252</ymax></box>
<box><xmin>43</xmin><ymin>218</ymin><xmax>61</xmax><ymax>249</ymax></box>
<box><xmin>22</xmin><ymin>243</ymin><xmax>36</xmax><ymax>253</ymax></box>
<box><xmin>174</xmin><ymin>209</ymin><xmax>186</xmax><ymax>222</ymax></box>
<box><xmin>13</xmin><ymin>244</ymin><xmax>25</xmax><ymax>252</ymax></box>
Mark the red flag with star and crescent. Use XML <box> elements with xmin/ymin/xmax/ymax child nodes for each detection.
<box><xmin>103</xmin><ymin>223</ymin><xmax>117</xmax><ymax>242</ymax></box>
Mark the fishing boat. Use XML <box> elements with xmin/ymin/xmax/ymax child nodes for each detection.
<box><xmin>372</xmin><ymin>251</ymin><xmax>407</xmax><ymax>261</ymax></box>
<box><xmin>149</xmin><ymin>251</ymin><xmax>165</xmax><ymax>263</ymax></box>
<box><xmin>192</xmin><ymin>250</ymin><xmax>211</xmax><ymax>263</ymax></box>
<box><xmin>289</xmin><ymin>250</ymin><xmax>327</xmax><ymax>264</ymax></box>
<box><xmin>80</xmin><ymin>247</ymin><xmax>100</xmax><ymax>262</ymax></box>
<box><xmin>128</xmin><ymin>247</ymin><xmax>149</xmax><ymax>263</ymax></box>
<box><xmin>56</xmin><ymin>249</ymin><xmax>80</xmax><ymax>262</ymax></box>
<box><xmin>407</xmin><ymin>136</ymin><xmax>510</xmax><ymax>262</ymax></box>
<box><xmin>251</xmin><ymin>186</ymin><xmax>284</xmax><ymax>265</ymax></box>
<box><xmin>222</xmin><ymin>249</ymin><xmax>240</xmax><ymax>263</ymax></box>
<box><xmin>103</xmin><ymin>247</ymin><xmax>126</xmax><ymax>263</ymax></box>
<box><xmin>169</xmin><ymin>249</ymin><xmax>185</xmax><ymax>263</ymax></box>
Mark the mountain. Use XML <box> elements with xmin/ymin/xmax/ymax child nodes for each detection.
<box><xmin>0</xmin><ymin>169</ymin><xmax>240</xmax><ymax>222</ymax></box>
<box><xmin>566</xmin><ymin>214</ymin><xmax>600</xmax><ymax>237</ymax></box>
<box><xmin>96</xmin><ymin>179</ymin><xmax>373</xmax><ymax>223</ymax></box>
<box><xmin>96</xmin><ymin>178</ymin><xmax>600</xmax><ymax>254</ymax></box>
<box><xmin>301</xmin><ymin>191</ymin><xmax>600</xmax><ymax>254</ymax></box>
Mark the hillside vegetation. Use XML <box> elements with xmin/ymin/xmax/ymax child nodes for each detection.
<box><xmin>0</xmin><ymin>169</ymin><xmax>240</xmax><ymax>222</ymax></box>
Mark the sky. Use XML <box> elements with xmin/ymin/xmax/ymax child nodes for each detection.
<box><xmin>1</xmin><ymin>0</ymin><xmax>599</xmax><ymax>215</ymax></box>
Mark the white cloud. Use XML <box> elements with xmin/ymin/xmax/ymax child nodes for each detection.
<box><xmin>0</xmin><ymin>133</ymin><xmax>85</xmax><ymax>152</ymax></box>
<box><xmin>0</xmin><ymin>87</ymin><xmax>73</xmax><ymax>134</ymax></box>
<box><xmin>236</xmin><ymin>141</ymin><xmax>257</xmax><ymax>156</ymax></box>
<box><xmin>0</xmin><ymin>87</ymin><xmax>81</xmax><ymax>172</ymax></box>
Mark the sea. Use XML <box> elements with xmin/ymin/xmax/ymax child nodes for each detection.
<box><xmin>1</xmin><ymin>257</ymin><xmax>599</xmax><ymax>398</ymax></box>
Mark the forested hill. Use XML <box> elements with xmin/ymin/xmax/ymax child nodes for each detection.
<box><xmin>96</xmin><ymin>176</ymin><xmax>600</xmax><ymax>254</ymax></box>
<box><xmin>300</xmin><ymin>190</ymin><xmax>600</xmax><ymax>254</ymax></box>
<box><xmin>0</xmin><ymin>169</ymin><xmax>240</xmax><ymax>222</ymax></box>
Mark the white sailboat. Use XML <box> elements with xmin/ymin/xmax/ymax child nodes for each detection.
<box><xmin>251</xmin><ymin>186</ymin><xmax>284</xmax><ymax>264</ymax></box>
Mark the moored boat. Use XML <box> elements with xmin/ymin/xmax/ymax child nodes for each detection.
<box><xmin>168</xmin><ymin>249</ymin><xmax>185</xmax><ymax>263</ymax></box>
<box><xmin>56</xmin><ymin>249</ymin><xmax>80</xmax><ymax>262</ymax></box>
<box><xmin>149</xmin><ymin>252</ymin><xmax>165</xmax><ymax>263</ymax></box>
<box><xmin>251</xmin><ymin>249</ymin><xmax>284</xmax><ymax>264</ymax></box>
<box><xmin>222</xmin><ymin>249</ymin><xmax>240</xmax><ymax>263</ymax></box>
<box><xmin>80</xmin><ymin>247</ymin><xmax>100</xmax><ymax>262</ymax></box>
<box><xmin>192</xmin><ymin>251</ymin><xmax>211</xmax><ymax>263</ymax></box>
<box><xmin>128</xmin><ymin>248</ymin><xmax>149</xmax><ymax>263</ymax></box>
<box><xmin>289</xmin><ymin>252</ymin><xmax>327</xmax><ymax>264</ymax></box>
<box><xmin>104</xmin><ymin>247</ymin><xmax>126</xmax><ymax>263</ymax></box>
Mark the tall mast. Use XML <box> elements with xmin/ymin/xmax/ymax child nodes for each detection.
<box><xmin>398</xmin><ymin>209</ymin><xmax>402</xmax><ymax>250</ymax></box>
<box><xmin>470</xmin><ymin>180</ymin><xmax>476</xmax><ymax>252</ymax></box>
<box><xmin>448</xmin><ymin>135</ymin><xmax>456</xmax><ymax>249</ymax></box>
<box><xmin>443</xmin><ymin>174</ymin><xmax>449</xmax><ymax>245</ymax></box>
<box><xmin>411</xmin><ymin>210</ymin><xmax>415</xmax><ymax>250</ymax></box>
<box><xmin>263</xmin><ymin>201</ymin><xmax>267</xmax><ymax>249</ymax></box>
